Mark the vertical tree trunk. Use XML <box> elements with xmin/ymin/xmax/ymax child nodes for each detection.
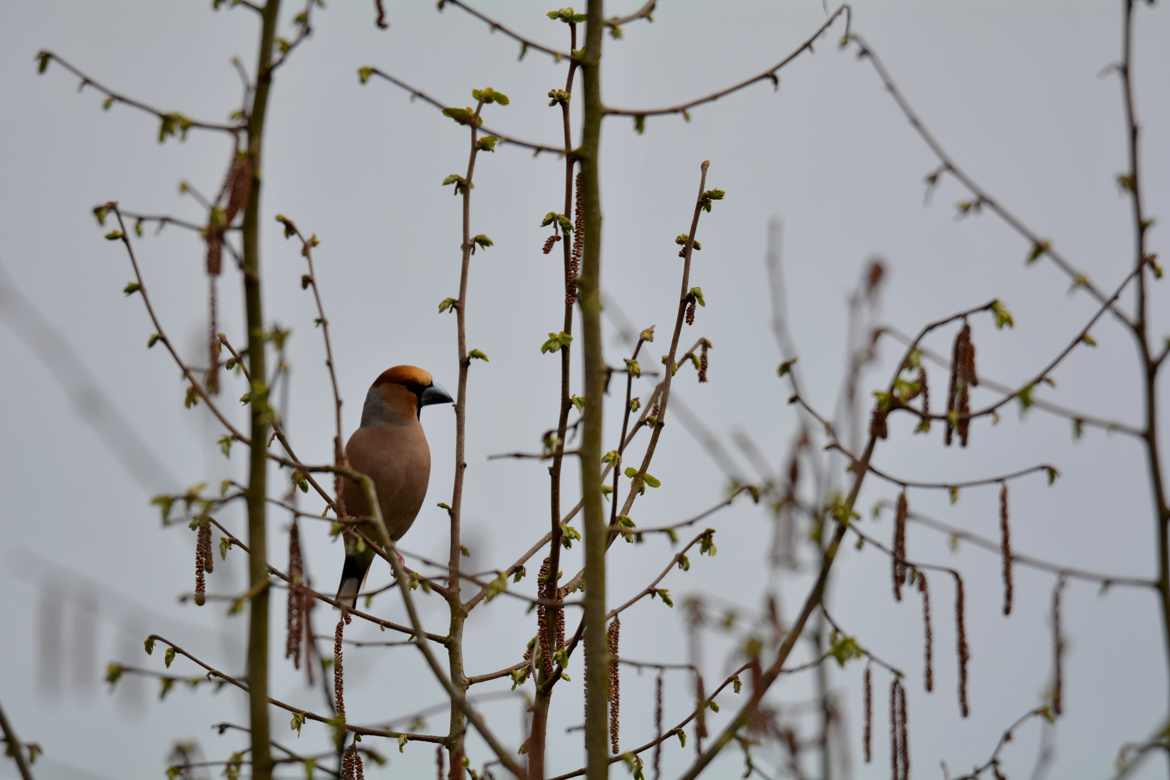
<box><xmin>579</xmin><ymin>2</ymin><xmax>608</xmax><ymax>777</ymax></box>
<box><xmin>243</xmin><ymin>2</ymin><xmax>282</xmax><ymax>777</ymax></box>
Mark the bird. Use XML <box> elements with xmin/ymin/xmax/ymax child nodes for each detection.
<box><xmin>335</xmin><ymin>365</ymin><xmax>453</xmax><ymax>610</ymax></box>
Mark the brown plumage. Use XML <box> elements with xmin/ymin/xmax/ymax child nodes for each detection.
<box><xmin>335</xmin><ymin>365</ymin><xmax>452</xmax><ymax>609</ymax></box>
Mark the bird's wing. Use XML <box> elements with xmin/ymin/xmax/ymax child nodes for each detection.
<box><xmin>344</xmin><ymin>423</ymin><xmax>431</xmax><ymax>541</ymax></box>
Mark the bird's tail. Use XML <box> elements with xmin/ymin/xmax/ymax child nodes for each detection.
<box><xmin>335</xmin><ymin>554</ymin><xmax>371</xmax><ymax>611</ymax></box>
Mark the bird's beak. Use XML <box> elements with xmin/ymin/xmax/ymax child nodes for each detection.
<box><xmin>420</xmin><ymin>383</ymin><xmax>454</xmax><ymax>407</ymax></box>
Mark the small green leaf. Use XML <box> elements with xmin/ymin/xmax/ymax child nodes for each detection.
<box><xmin>1018</xmin><ymin>383</ymin><xmax>1036</xmax><ymax>411</ymax></box>
<box><xmin>777</xmin><ymin>358</ymin><xmax>798</xmax><ymax>377</ymax></box>
<box><xmin>699</xmin><ymin>188</ymin><xmax>725</xmax><ymax>213</ymax></box>
<box><xmin>357</xmin><ymin>66</ymin><xmax>375</xmax><ymax>84</ymax></box>
<box><xmin>472</xmin><ymin>234</ymin><xmax>494</xmax><ymax>250</ymax></box>
<box><xmin>827</xmin><ymin>631</ymin><xmax>864</xmax><ymax>668</ymax></box>
<box><xmin>476</xmin><ymin>135</ymin><xmax>499</xmax><ymax>152</ymax></box>
<box><xmin>438</xmin><ymin>297</ymin><xmax>458</xmax><ymax>313</ymax></box>
<box><xmin>546</xmin><ymin>8</ymin><xmax>588</xmax><ymax>23</ymax></box>
<box><xmin>540</xmin><ymin>331</ymin><xmax>573</xmax><ymax>354</ymax></box>
<box><xmin>468</xmin><ymin>348</ymin><xmax>489</xmax><ymax>362</ymax></box>
<box><xmin>290</xmin><ymin>711</ymin><xmax>305</xmax><ymax>735</ymax></box>
<box><xmin>471</xmin><ymin>87</ymin><xmax>510</xmax><ymax>105</ymax></box>
<box><xmin>990</xmin><ymin>299</ymin><xmax>1015</xmax><ymax>330</ymax></box>
<box><xmin>164</xmin><ymin>646</ymin><xmax>176</xmax><ymax>668</ymax></box>
<box><xmin>441</xmin><ymin>106</ymin><xmax>483</xmax><ymax>128</ymax></box>
<box><xmin>144</xmin><ymin>636</ymin><xmax>156</xmax><ymax>655</ymax></box>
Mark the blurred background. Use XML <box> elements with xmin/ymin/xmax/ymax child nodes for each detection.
<box><xmin>2</xmin><ymin>0</ymin><xmax>1168</xmax><ymax>777</ymax></box>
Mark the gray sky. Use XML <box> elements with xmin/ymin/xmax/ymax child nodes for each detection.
<box><xmin>2</xmin><ymin>1</ymin><xmax>1169</xmax><ymax>777</ymax></box>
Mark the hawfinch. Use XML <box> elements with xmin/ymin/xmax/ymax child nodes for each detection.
<box><xmin>335</xmin><ymin>365</ymin><xmax>453</xmax><ymax>609</ymax></box>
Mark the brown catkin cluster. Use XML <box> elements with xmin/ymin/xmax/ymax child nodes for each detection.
<box><xmin>223</xmin><ymin>152</ymin><xmax>252</xmax><ymax>228</ymax></box>
<box><xmin>607</xmin><ymin>617</ymin><xmax>621</xmax><ymax>754</ymax></box>
<box><xmin>953</xmin><ymin>572</ymin><xmax>971</xmax><ymax>717</ymax></box>
<box><xmin>1052</xmin><ymin>577</ymin><xmax>1066</xmax><ymax>716</ymax></box>
<box><xmin>863</xmin><ymin>665</ymin><xmax>873</xmax><ymax>763</ymax></box>
<box><xmin>569</xmin><ymin>171</ymin><xmax>584</xmax><ymax>305</ymax></box>
<box><xmin>194</xmin><ymin>522</ymin><xmax>208</xmax><ymax>607</ymax></box>
<box><xmin>944</xmin><ymin>323</ymin><xmax>979</xmax><ymax>447</ymax></box>
<box><xmin>436</xmin><ymin>745</ymin><xmax>445</xmax><ymax>780</ymax></box>
<box><xmin>999</xmin><ymin>483</ymin><xmax>1014</xmax><ymax>616</ymax></box>
<box><xmin>206</xmin><ymin>280</ymin><xmax>220</xmax><ymax>396</ymax></box>
<box><xmin>892</xmin><ymin>491</ymin><xmax>909</xmax><ymax>601</ymax></box>
<box><xmin>334</xmin><ymin>617</ymin><xmax>346</xmax><ymax>723</ymax></box>
<box><xmin>685</xmin><ymin>298</ymin><xmax>696</xmax><ymax>326</ymax></box>
<box><xmin>653</xmin><ymin>672</ymin><xmax>664</xmax><ymax>779</ymax></box>
<box><xmin>536</xmin><ymin>556</ymin><xmax>563</xmax><ymax>679</ymax></box>
<box><xmin>897</xmin><ymin>680</ymin><xmax>910</xmax><ymax>780</ymax></box>
<box><xmin>888</xmin><ymin>678</ymin><xmax>899</xmax><ymax>780</ymax></box>
<box><xmin>542</xmin><ymin>234</ymin><xmax>561</xmax><ymax>255</ymax></box>
<box><xmin>919</xmin><ymin>574</ymin><xmax>934</xmax><ymax>693</ymax></box>
<box><xmin>698</xmin><ymin>341</ymin><xmax>709</xmax><ymax>383</ymax></box>
<box><xmin>342</xmin><ymin>744</ymin><xmax>364</xmax><ymax>780</ymax></box>
<box><xmin>285</xmin><ymin>521</ymin><xmax>305</xmax><ymax>669</ymax></box>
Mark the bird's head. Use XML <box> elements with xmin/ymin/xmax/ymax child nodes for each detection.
<box><xmin>361</xmin><ymin>365</ymin><xmax>454</xmax><ymax>425</ymax></box>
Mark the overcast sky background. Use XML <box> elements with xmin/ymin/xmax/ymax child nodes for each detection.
<box><xmin>2</xmin><ymin>1</ymin><xmax>1169</xmax><ymax>778</ymax></box>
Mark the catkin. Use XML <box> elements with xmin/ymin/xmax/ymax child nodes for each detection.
<box><xmin>897</xmin><ymin>679</ymin><xmax>910</xmax><ymax>780</ymax></box>
<box><xmin>893</xmin><ymin>491</ymin><xmax>909</xmax><ymax>601</ymax></box>
<box><xmin>1000</xmin><ymin>483</ymin><xmax>1013</xmax><ymax>616</ymax></box>
<box><xmin>607</xmin><ymin>618</ymin><xmax>621</xmax><ymax>754</ymax></box>
<box><xmin>863</xmin><ymin>664</ymin><xmax>873</xmax><ymax>763</ymax></box>
<box><xmin>569</xmin><ymin>172</ymin><xmax>584</xmax><ymax>305</ymax></box>
<box><xmin>953</xmin><ymin>572</ymin><xmax>970</xmax><ymax>717</ymax></box>
<box><xmin>334</xmin><ymin>617</ymin><xmax>346</xmax><ymax>723</ymax></box>
<box><xmin>889</xmin><ymin>678</ymin><xmax>900</xmax><ymax>780</ymax></box>
<box><xmin>653</xmin><ymin>672</ymin><xmax>664</xmax><ymax>779</ymax></box>
<box><xmin>920</xmin><ymin>574</ymin><xmax>934</xmax><ymax>692</ymax></box>
<box><xmin>286</xmin><ymin>521</ymin><xmax>305</xmax><ymax>669</ymax></box>
<box><xmin>193</xmin><ymin>522</ymin><xmax>208</xmax><ymax>607</ymax></box>
<box><xmin>537</xmin><ymin>557</ymin><xmax>560</xmax><ymax>679</ymax></box>
<box><xmin>343</xmin><ymin>744</ymin><xmax>364</xmax><ymax>780</ymax></box>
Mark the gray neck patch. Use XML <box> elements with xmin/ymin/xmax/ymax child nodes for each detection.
<box><xmin>360</xmin><ymin>386</ymin><xmax>401</xmax><ymax>427</ymax></box>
